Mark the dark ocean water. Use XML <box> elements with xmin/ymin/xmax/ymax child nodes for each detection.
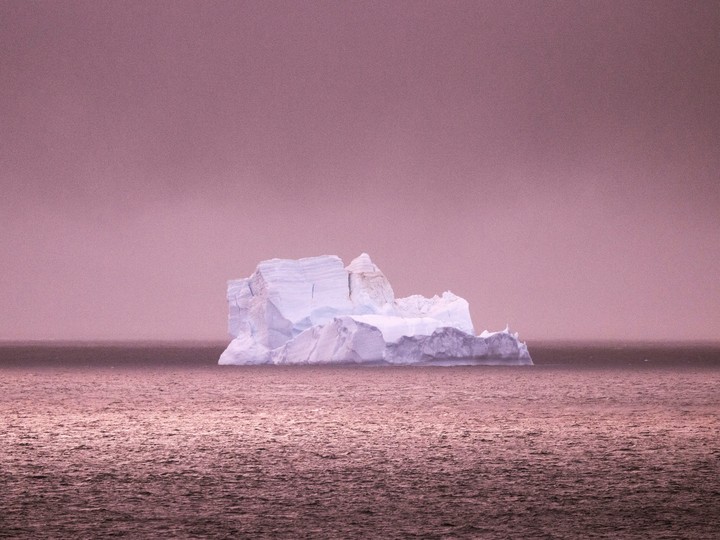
<box><xmin>1</xmin><ymin>343</ymin><xmax>719</xmax><ymax>539</ymax></box>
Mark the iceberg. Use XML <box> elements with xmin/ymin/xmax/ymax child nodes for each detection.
<box><xmin>219</xmin><ymin>254</ymin><xmax>532</xmax><ymax>365</ymax></box>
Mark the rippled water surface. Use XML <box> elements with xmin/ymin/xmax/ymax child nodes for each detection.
<box><xmin>1</xmin><ymin>344</ymin><xmax>719</xmax><ymax>538</ymax></box>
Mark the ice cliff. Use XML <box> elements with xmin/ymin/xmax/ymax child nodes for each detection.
<box><xmin>219</xmin><ymin>254</ymin><xmax>532</xmax><ymax>365</ymax></box>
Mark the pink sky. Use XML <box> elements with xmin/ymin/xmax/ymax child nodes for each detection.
<box><xmin>1</xmin><ymin>1</ymin><xmax>718</xmax><ymax>342</ymax></box>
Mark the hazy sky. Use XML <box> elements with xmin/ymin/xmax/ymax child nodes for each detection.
<box><xmin>1</xmin><ymin>0</ymin><xmax>718</xmax><ymax>342</ymax></box>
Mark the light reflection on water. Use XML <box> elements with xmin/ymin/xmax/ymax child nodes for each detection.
<box><xmin>1</xmin><ymin>348</ymin><xmax>719</xmax><ymax>538</ymax></box>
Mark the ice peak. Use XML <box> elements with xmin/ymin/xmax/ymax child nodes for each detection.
<box><xmin>346</xmin><ymin>252</ymin><xmax>379</xmax><ymax>274</ymax></box>
<box><xmin>346</xmin><ymin>253</ymin><xmax>395</xmax><ymax>309</ymax></box>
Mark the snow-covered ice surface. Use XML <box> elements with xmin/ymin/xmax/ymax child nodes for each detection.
<box><xmin>219</xmin><ymin>254</ymin><xmax>532</xmax><ymax>365</ymax></box>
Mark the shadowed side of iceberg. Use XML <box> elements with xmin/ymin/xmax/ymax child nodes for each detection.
<box><xmin>385</xmin><ymin>327</ymin><xmax>532</xmax><ymax>365</ymax></box>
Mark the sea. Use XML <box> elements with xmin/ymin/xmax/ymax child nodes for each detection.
<box><xmin>1</xmin><ymin>342</ymin><xmax>718</xmax><ymax>539</ymax></box>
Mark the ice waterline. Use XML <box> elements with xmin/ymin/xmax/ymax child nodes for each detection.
<box><xmin>219</xmin><ymin>254</ymin><xmax>531</xmax><ymax>365</ymax></box>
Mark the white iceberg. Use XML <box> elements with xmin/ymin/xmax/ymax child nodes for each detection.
<box><xmin>219</xmin><ymin>254</ymin><xmax>532</xmax><ymax>365</ymax></box>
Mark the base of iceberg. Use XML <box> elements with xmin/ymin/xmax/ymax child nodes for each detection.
<box><xmin>219</xmin><ymin>254</ymin><xmax>532</xmax><ymax>366</ymax></box>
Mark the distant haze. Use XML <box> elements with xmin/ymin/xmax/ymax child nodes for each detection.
<box><xmin>1</xmin><ymin>1</ymin><xmax>718</xmax><ymax>342</ymax></box>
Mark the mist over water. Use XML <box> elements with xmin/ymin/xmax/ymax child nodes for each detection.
<box><xmin>1</xmin><ymin>344</ymin><xmax>719</xmax><ymax>538</ymax></box>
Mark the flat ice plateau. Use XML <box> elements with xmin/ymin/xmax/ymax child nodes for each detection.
<box><xmin>219</xmin><ymin>254</ymin><xmax>532</xmax><ymax>365</ymax></box>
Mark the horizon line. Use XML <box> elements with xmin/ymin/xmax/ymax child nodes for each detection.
<box><xmin>1</xmin><ymin>338</ymin><xmax>719</xmax><ymax>348</ymax></box>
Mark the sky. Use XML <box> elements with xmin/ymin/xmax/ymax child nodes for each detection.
<box><xmin>1</xmin><ymin>0</ymin><xmax>719</xmax><ymax>342</ymax></box>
